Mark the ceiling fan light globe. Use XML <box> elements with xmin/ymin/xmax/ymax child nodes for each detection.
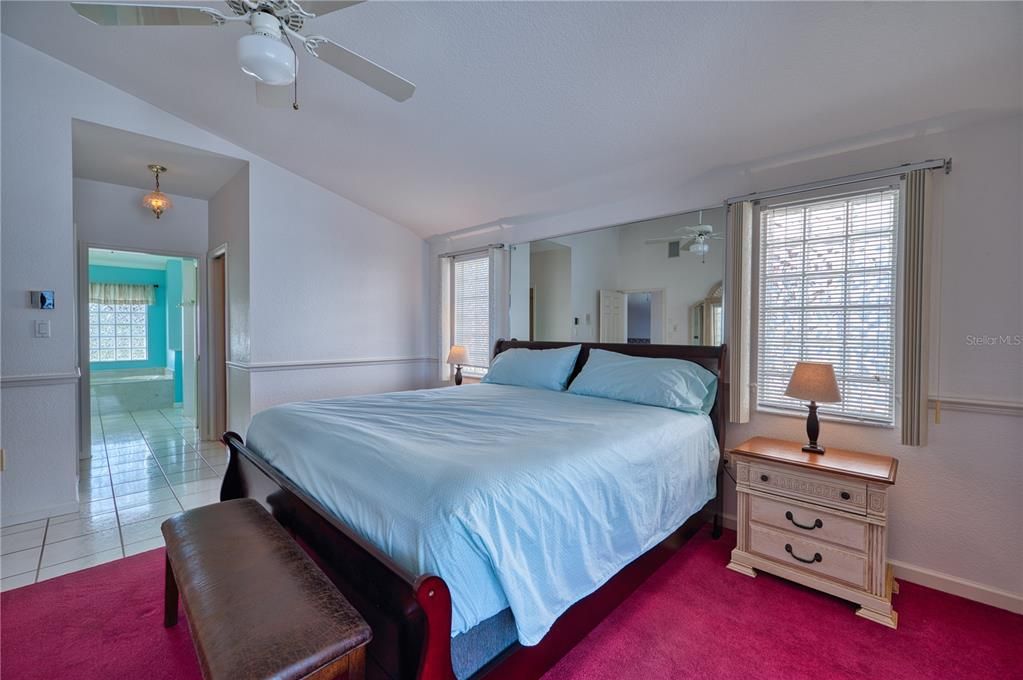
<box><xmin>689</xmin><ymin>242</ymin><xmax>710</xmax><ymax>255</ymax></box>
<box><xmin>238</xmin><ymin>33</ymin><xmax>296</xmax><ymax>86</ymax></box>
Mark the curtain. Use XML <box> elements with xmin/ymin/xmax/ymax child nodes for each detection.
<box><xmin>901</xmin><ymin>169</ymin><xmax>932</xmax><ymax>445</ymax></box>
<box><xmin>727</xmin><ymin>201</ymin><xmax>753</xmax><ymax>423</ymax></box>
<box><xmin>89</xmin><ymin>282</ymin><xmax>155</xmax><ymax>306</ymax></box>
<box><xmin>488</xmin><ymin>245</ymin><xmax>510</xmax><ymax>356</ymax></box>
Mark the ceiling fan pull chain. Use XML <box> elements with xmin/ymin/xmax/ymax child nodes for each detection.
<box><xmin>281</xmin><ymin>24</ymin><xmax>300</xmax><ymax>110</ymax></box>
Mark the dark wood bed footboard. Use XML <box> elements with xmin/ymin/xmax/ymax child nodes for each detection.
<box><xmin>220</xmin><ymin>341</ymin><xmax>728</xmax><ymax>680</ymax></box>
<box><xmin>221</xmin><ymin>432</ymin><xmax>451</xmax><ymax>680</ymax></box>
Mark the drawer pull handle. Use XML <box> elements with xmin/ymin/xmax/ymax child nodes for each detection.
<box><xmin>840</xmin><ymin>491</ymin><xmax>851</xmax><ymax>500</ymax></box>
<box><xmin>785</xmin><ymin>511</ymin><xmax>823</xmax><ymax>531</ymax></box>
<box><xmin>760</xmin><ymin>474</ymin><xmax>769</xmax><ymax>482</ymax></box>
<box><xmin>785</xmin><ymin>544</ymin><xmax>822</xmax><ymax>564</ymax></box>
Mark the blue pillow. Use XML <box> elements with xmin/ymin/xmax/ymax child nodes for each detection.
<box><xmin>482</xmin><ymin>345</ymin><xmax>582</xmax><ymax>391</ymax></box>
<box><xmin>567</xmin><ymin>349</ymin><xmax>718</xmax><ymax>414</ymax></box>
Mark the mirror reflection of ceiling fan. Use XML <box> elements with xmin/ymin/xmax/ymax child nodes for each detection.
<box><xmin>644</xmin><ymin>210</ymin><xmax>724</xmax><ymax>263</ymax></box>
<box><xmin>69</xmin><ymin>0</ymin><xmax>415</xmax><ymax>109</ymax></box>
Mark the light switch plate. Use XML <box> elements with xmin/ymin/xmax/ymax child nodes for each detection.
<box><xmin>35</xmin><ymin>320</ymin><xmax>51</xmax><ymax>338</ymax></box>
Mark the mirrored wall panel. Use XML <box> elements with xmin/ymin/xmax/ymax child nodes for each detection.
<box><xmin>509</xmin><ymin>207</ymin><xmax>725</xmax><ymax>345</ymax></box>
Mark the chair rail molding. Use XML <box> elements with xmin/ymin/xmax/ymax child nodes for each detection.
<box><xmin>1</xmin><ymin>370</ymin><xmax>82</xmax><ymax>387</ymax></box>
<box><xmin>927</xmin><ymin>395</ymin><xmax>1023</xmax><ymax>418</ymax></box>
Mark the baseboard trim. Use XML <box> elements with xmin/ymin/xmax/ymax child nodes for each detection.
<box><xmin>2</xmin><ymin>501</ymin><xmax>79</xmax><ymax>527</ymax></box>
<box><xmin>225</xmin><ymin>357</ymin><xmax>436</xmax><ymax>373</ymax></box>
<box><xmin>889</xmin><ymin>559</ymin><xmax>1023</xmax><ymax>614</ymax></box>
<box><xmin>720</xmin><ymin>512</ymin><xmax>1021</xmax><ymax>614</ymax></box>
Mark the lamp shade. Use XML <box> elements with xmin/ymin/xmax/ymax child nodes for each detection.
<box><xmin>785</xmin><ymin>362</ymin><xmax>841</xmax><ymax>403</ymax></box>
<box><xmin>447</xmin><ymin>345</ymin><xmax>468</xmax><ymax>365</ymax></box>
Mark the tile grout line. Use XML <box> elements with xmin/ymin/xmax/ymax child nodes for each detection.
<box><xmin>134</xmin><ymin>408</ymin><xmax>187</xmax><ymax>513</ymax></box>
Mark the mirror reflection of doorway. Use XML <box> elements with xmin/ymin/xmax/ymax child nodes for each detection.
<box><xmin>627</xmin><ymin>292</ymin><xmax>652</xmax><ymax>343</ymax></box>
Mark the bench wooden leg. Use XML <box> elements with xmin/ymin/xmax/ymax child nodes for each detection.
<box><xmin>164</xmin><ymin>555</ymin><xmax>179</xmax><ymax>628</ymax></box>
<box><xmin>347</xmin><ymin>646</ymin><xmax>365</xmax><ymax>680</ymax></box>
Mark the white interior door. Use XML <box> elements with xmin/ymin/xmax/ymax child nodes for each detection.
<box><xmin>599</xmin><ymin>289</ymin><xmax>626</xmax><ymax>343</ymax></box>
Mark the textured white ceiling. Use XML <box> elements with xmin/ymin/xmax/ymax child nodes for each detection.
<box><xmin>73</xmin><ymin>120</ymin><xmax>247</xmax><ymax>199</ymax></box>
<box><xmin>3</xmin><ymin>2</ymin><xmax>1021</xmax><ymax>237</ymax></box>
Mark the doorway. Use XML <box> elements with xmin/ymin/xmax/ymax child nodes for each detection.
<box><xmin>83</xmin><ymin>247</ymin><xmax>200</xmax><ymax>450</ymax></box>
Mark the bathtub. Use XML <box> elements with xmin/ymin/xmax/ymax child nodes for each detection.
<box><xmin>90</xmin><ymin>367</ymin><xmax>175</xmax><ymax>413</ymax></box>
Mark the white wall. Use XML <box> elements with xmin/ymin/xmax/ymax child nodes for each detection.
<box><xmin>529</xmin><ymin>246</ymin><xmax>572</xmax><ymax>340</ymax></box>
<box><xmin>1</xmin><ymin>36</ymin><xmax>430</xmax><ymax>522</ymax></box>
<box><xmin>74</xmin><ymin>178</ymin><xmax>208</xmax><ymax>255</ymax></box>
<box><xmin>429</xmin><ymin>114</ymin><xmax>1023</xmax><ymax>608</ymax></box>
<box><xmin>208</xmin><ymin>165</ymin><xmax>252</xmax><ymax>435</ymax></box>
<box><xmin>550</xmin><ymin>228</ymin><xmax>621</xmax><ymax>342</ymax></box>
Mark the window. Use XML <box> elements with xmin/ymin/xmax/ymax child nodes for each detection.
<box><xmin>89</xmin><ymin>303</ymin><xmax>148</xmax><ymax>362</ymax></box>
<box><xmin>757</xmin><ymin>187</ymin><xmax>899</xmax><ymax>424</ymax></box>
<box><xmin>451</xmin><ymin>252</ymin><xmax>491</xmax><ymax>376</ymax></box>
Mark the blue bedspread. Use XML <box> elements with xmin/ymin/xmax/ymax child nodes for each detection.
<box><xmin>245</xmin><ymin>383</ymin><xmax>719</xmax><ymax>645</ymax></box>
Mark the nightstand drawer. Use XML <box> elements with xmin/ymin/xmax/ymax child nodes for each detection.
<box><xmin>749</xmin><ymin>524</ymin><xmax>868</xmax><ymax>589</ymax></box>
<box><xmin>750</xmin><ymin>494</ymin><xmax>868</xmax><ymax>552</ymax></box>
<box><xmin>749</xmin><ymin>463</ymin><xmax>867</xmax><ymax>513</ymax></box>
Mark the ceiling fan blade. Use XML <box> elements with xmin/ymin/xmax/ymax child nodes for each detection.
<box><xmin>303</xmin><ymin>1</ymin><xmax>365</xmax><ymax>17</ymax></box>
<box><xmin>644</xmin><ymin>237</ymin><xmax>681</xmax><ymax>245</ymax></box>
<box><xmin>255</xmin><ymin>82</ymin><xmax>294</xmax><ymax>108</ymax></box>
<box><xmin>71</xmin><ymin>2</ymin><xmax>227</xmax><ymax>26</ymax></box>
<box><xmin>304</xmin><ymin>37</ymin><xmax>415</xmax><ymax>102</ymax></box>
<box><xmin>680</xmin><ymin>237</ymin><xmax>697</xmax><ymax>249</ymax></box>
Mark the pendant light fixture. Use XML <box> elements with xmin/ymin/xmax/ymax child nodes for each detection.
<box><xmin>142</xmin><ymin>164</ymin><xmax>171</xmax><ymax>219</ymax></box>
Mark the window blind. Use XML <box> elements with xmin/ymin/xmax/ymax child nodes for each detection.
<box><xmin>757</xmin><ymin>188</ymin><xmax>899</xmax><ymax>424</ymax></box>
<box><xmin>452</xmin><ymin>252</ymin><xmax>491</xmax><ymax>374</ymax></box>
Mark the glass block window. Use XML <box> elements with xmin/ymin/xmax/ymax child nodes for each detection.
<box><xmin>89</xmin><ymin>303</ymin><xmax>148</xmax><ymax>362</ymax></box>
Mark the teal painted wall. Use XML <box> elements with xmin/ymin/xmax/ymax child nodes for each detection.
<box><xmin>89</xmin><ymin>264</ymin><xmax>167</xmax><ymax>372</ymax></box>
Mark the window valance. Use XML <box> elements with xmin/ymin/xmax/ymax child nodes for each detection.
<box><xmin>89</xmin><ymin>282</ymin><xmax>156</xmax><ymax>306</ymax></box>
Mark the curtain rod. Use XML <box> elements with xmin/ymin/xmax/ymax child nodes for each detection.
<box><xmin>437</xmin><ymin>243</ymin><xmax>504</xmax><ymax>259</ymax></box>
<box><xmin>725</xmin><ymin>157</ymin><xmax>951</xmax><ymax>205</ymax></box>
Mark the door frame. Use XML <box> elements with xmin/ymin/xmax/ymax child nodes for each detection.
<box><xmin>620</xmin><ymin>288</ymin><xmax>668</xmax><ymax>344</ymax></box>
<box><xmin>77</xmin><ymin>241</ymin><xmax>207</xmax><ymax>458</ymax></box>
<box><xmin>204</xmin><ymin>243</ymin><xmax>230</xmax><ymax>441</ymax></box>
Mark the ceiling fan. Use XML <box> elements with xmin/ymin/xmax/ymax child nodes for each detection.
<box><xmin>69</xmin><ymin>0</ymin><xmax>415</xmax><ymax>108</ymax></box>
<box><xmin>644</xmin><ymin>210</ymin><xmax>724</xmax><ymax>262</ymax></box>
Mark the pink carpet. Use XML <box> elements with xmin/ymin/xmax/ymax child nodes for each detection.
<box><xmin>2</xmin><ymin>528</ymin><xmax>1020</xmax><ymax>679</ymax></box>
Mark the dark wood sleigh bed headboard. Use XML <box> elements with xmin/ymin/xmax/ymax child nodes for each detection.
<box><xmin>492</xmin><ymin>339</ymin><xmax>729</xmax><ymax>455</ymax></box>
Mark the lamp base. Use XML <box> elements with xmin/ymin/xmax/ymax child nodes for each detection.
<box><xmin>803</xmin><ymin>401</ymin><xmax>825</xmax><ymax>454</ymax></box>
<box><xmin>454</xmin><ymin>365</ymin><xmax>463</xmax><ymax>386</ymax></box>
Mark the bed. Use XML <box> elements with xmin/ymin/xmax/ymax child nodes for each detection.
<box><xmin>221</xmin><ymin>340</ymin><xmax>728</xmax><ymax>680</ymax></box>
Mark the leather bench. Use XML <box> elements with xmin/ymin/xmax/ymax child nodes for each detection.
<box><xmin>162</xmin><ymin>498</ymin><xmax>371</xmax><ymax>680</ymax></box>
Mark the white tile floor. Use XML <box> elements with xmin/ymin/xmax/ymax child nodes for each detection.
<box><xmin>1</xmin><ymin>406</ymin><xmax>227</xmax><ymax>592</ymax></box>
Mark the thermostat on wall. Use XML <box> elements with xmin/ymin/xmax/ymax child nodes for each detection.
<box><xmin>30</xmin><ymin>290</ymin><xmax>55</xmax><ymax>309</ymax></box>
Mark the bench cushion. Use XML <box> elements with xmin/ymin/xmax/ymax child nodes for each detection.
<box><xmin>162</xmin><ymin>498</ymin><xmax>371</xmax><ymax>680</ymax></box>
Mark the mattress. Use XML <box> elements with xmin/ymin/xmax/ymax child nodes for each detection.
<box><xmin>245</xmin><ymin>383</ymin><xmax>719</xmax><ymax>648</ymax></box>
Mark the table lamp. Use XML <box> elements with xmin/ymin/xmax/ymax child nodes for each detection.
<box><xmin>785</xmin><ymin>362</ymin><xmax>842</xmax><ymax>454</ymax></box>
<box><xmin>447</xmin><ymin>345</ymin><xmax>468</xmax><ymax>385</ymax></box>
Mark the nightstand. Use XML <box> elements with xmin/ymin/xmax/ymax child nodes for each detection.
<box><xmin>726</xmin><ymin>437</ymin><xmax>900</xmax><ymax>628</ymax></box>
